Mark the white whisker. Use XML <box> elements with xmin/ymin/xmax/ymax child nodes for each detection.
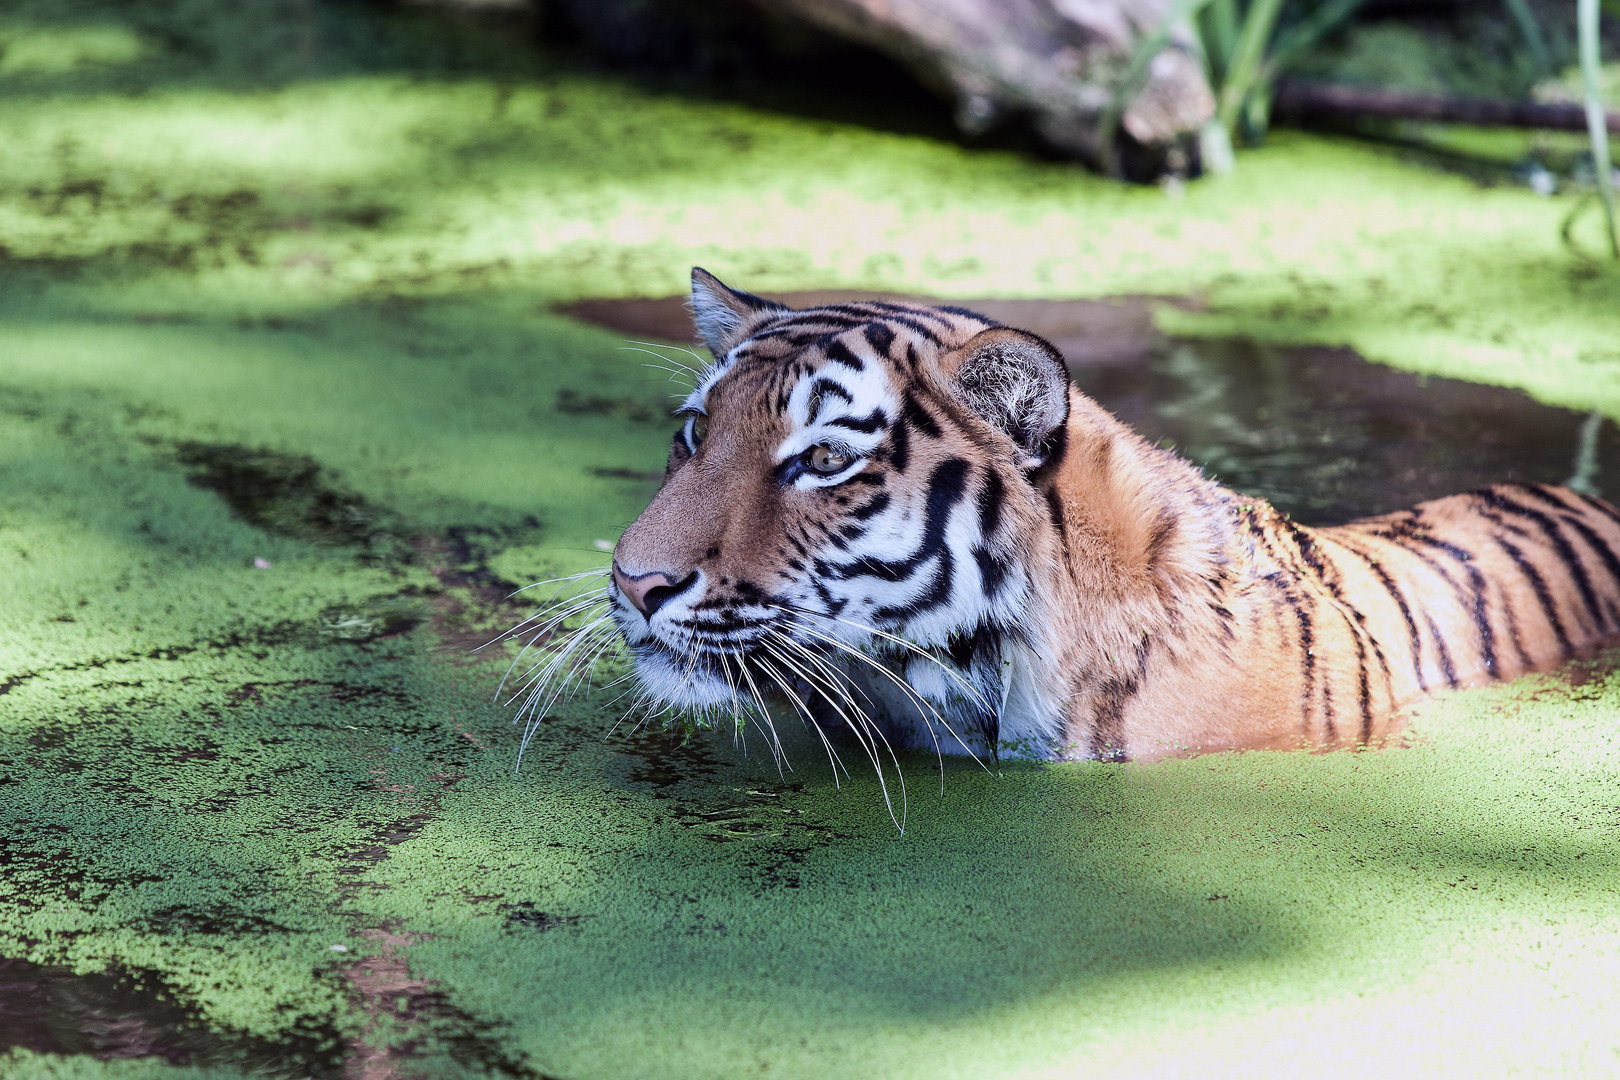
<box><xmin>775</xmin><ymin>604</ymin><xmax>990</xmax><ymax>712</ymax></box>
<box><xmin>753</xmin><ymin>648</ymin><xmax>852</xmax><ymax>785</ymax></box>
<box><xmin>766</xmin><ymin>632</ymin><xmax>907</xmax><ymax>829</ymax></box>
<box><xmin>778</xmin><ymin>617</ymin><xmax>992</xmax><ymax>786</ymax></box>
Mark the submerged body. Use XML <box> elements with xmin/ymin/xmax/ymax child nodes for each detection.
<box><xmin>594</xmin><ymin>271</ymin><xmax>1620</xmax><ymax>762</ymax></box>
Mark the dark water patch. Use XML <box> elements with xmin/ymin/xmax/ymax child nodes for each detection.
<box><xmin>1077</xmin><ymin>338</ymin><xmax>1616</xmax><ymax>525</ymax></box>
<box><xmin>614</xmin><ymin>724</ymin><xmax>726</xmax><ymax>792</ymax></box>
<box><xmin>499</xmin><ymin>902</ymin><xmax>589</xmax><ymax>932</ymax></box>
<box><xmin>142</xmin><ymin>906</ymin><xmax>295</xmax><ymax>937</ymax></box>
<box><xmin>563</xmin><ymin>293</ymin><xmax>1615</xmax><ymax>525</ymax></box>
<box><xmin>170</xmin><ymin>441</ymin><xmax>401</xmax><ymax>554</ymax></box>
<box><xmin>0</xmin><ymin>671</ymin><xmax>39</xmax><ymax>697</ymax></box>
<box><xmin>419</xmin><ymin>522</ymin><xmax>551</xmax><ymax>656</ymax></box>
<box><xmin>337</xmin><ymin>813</ymin><xmax>437</xmax><ymax>896</ymax></box>
<box><xmin>590</xmin><ymin>466</ymin><xmax>664</xmax><ymax>482</ymax></box>
<box><xmin>440</xmin><ymin>521</ymin><xmax>546</xmax><ymax>584</ymax></box>
<box><xmin>0</xmin><ymin>621</ymin><xmax>313</xmax><ymax>695</ymax></box>
<box><xmin>1506</xmin><ymin>639</ymin><xmax>1620</xmax><ymax>705</ymax></box>
<box><xmin>341</xmin><ymin>930</ymin><xmax>557</xmax><ymax>1080</ymax></box>
<box><xmin>555</xmin><ymin>387</ymin><xmax>662</xmax><ymax>424</ymax></box>
<box><xmin>0</xmin><ymin>957</ymin><xmax>343</xmax><ymax>1078</ymax></box>
<box><xmin>319</xmin><ymin>595</ymin><xmax>431</xmax><ymax>643</ymax></box>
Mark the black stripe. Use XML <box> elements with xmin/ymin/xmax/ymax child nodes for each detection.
<box><xmin>977</xmin><ymin>470</ymin><xmax>1005</xmax><ymax>539</ymax></box>
<box><xmin>1089</xmin><ymin>677</ymin><xmax>1135</xmax><ymax>762</ymax></box>
<box><xmin>831</xmin><ymin>457</ymin><xmax>968</xmax><ymax>585</ymax></box>
<box><xmin>1517</xmin><ymin>485</ymin><xmax>1620</xmax><ymax>625</ymax></box>
<box><xmin>1298</xmin><ymin>593</ymin><xmax>1331</xmax><ymax>741</ymax></box>
<box><xmin>874</xmin><ymin>549</ymin><xmax>954</xmax><ymax>622</ymax></box>
<box><xmin>809</xmin><ymin>306</ymin><xmax>942</xmax><ymax>345</ymax></box>
<box><xmin>972</xmin><ymin>546</ymin><xmax>1009</xmax><ymax>597</ymax></box>
<box><xmin>1497</xmin><ymin>589</ymin><xmax>1536</xmax><ymax>670</ymax></box>
<box><xmin>807</xmin><ymin>378</ymin><xmax>851</xmax><ymax>423</ymax></box>
<box><xmin>887</xmin><ymin>413</ymin><xmax>910</xmax><ymax>473</ymax></box>
<box><xmin>1494</xmin><ymin>535</ymin><xmax>1574</xmax><ymax>653</ymax></box>
<box><xmin>934</xmin><ymin>304</ymin><xmax>999</xmax><ymax>325</ymax></box>
<box><xmin>826</xmin><ymin>408</ymin><xmax>888</xmax><ymax>434</ymax></box>
<box><xmin>1477</xmin><ymin>488</ymin><xmax>1604</xmax><ymax>634</ymax></box>
<box><xmin>862</xmin><ymin>322</ymin><xmax>896</xmax><ymax>358</ymax></box>
<box><xmin>1423</xmin><ymin>614</ymin><xmax>1459</xmax><ymax>687</ymax></box>
<box><xmin>850</xmin><ymin>493</ymin><xmax>891</xmax><ymax>521</ymax></box>
<box><xmin>1286</xmin><ymin>525</ymin><xmax>1381</xmax><ymax>738</ymax></box>
<box><xmin>1549</xmin><ymin>513</ymin><xmax>1620</xmax><ymax>627</ymax></box>
<box><xmin>1333</xmin><ymin>537</ymin><xmax>1429</xmax><ymax>693</ymax></box>
<box><xmin>822</xmin><ymin>339</ymin><xmax>864</xmax><ymax>372</ymax></box>
<box><xmin>808</xmin><ymin>573</ymin><xmax>847</xmax><ymax>618</ymax></box>
<box><xmin>1248</xmin><ymin>523</ymin><xmax>1325</xmax><ymax>737</ymax></box>
<box><xmin>1044</xmin><ymin>489</ymin><xmax>1066</xmax><ymax>532</ymax></box>
<box><xmin>1388</xmin><ymin>518</ymin><xmax>1499</xmax><ymax>678</ymax></box>
<box><xmin>1264</xmin><ymin>574</ymin><xmax>1322</xmax><ymax>739</ymax></box>
<box><xmin>751</xmin><ymin>316</ymin><xmax>861</xmax><ymax>341</ymax></box>
<box><xmin>901</xmin><ymin>392</ymin><xmax>941</xmax><ymax>438</ymax></box>
<box><xmin>1566</xmin><ymin>487</ymin><xmax>1620</xmax><ymax>531</ymax></box>
<box><xmin>856</xmin><ymin>311</ymin><xmax>943</xmax><ymax>344</ymax></box>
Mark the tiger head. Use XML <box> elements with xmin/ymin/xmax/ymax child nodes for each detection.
<box><xmin>607</xmin><ymin>269</ymin><xmax>1075</xmax><ymax>757</ymax></box>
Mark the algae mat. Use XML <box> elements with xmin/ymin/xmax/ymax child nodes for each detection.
<box><xmin>3</xmin><ymin>2</ymin><xmax>1620</xmax><ymax>1077</ymax></box>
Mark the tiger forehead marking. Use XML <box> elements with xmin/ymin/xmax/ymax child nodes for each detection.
<box><xmin>519</xmin><ymin>268</ymin><xmax>1620</xmax><ymax>781</ymax></box>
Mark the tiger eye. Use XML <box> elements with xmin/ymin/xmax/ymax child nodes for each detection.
<box><xmin>807</xmin><ymin>444</ymin><xmax>853</xmax><ymax>474</ymax></box>
<box><xmin>690</xmin><ymin>414</ymin><xmax>709</xmax><ymax>446</ymax></box>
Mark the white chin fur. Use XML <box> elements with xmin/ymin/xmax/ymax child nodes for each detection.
<box><xmin>631</xmin><ymin>646</ymin><xmax>738</xmax><ymax>711</ymax></box>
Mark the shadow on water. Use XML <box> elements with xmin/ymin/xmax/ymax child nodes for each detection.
<box><xmin>0</xmin><ymin>957</ymin><xmax>343</xmax><ymax>1077</ymax></box>
<box><xmin>171</xmin><ymin>441</ymin><xmax>399</xmax><ymax>551</ymax></box>
<box><xmin>563</xmin><ymin>292</ymin><xmax>1616</xmax><ymax>525</ymax></box>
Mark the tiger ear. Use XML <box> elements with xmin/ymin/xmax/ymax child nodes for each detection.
<box><xmin>689</xmin><ymin>268</ymin><xmax>789</xmax><ymax>359</ymax></box>
<box><xmin>942</xmin><ymin>328</ymin><xmax>1071</xmax><ymax>470</ymax></box>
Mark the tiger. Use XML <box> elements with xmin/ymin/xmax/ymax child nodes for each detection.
<box><xmin>535</xmin><ymin>268</ymin><xmax>1620</xmax><ymax>766</ymax></box>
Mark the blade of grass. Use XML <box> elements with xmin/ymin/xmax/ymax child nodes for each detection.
<box><xmin>1262</xmin><ymin>0</ymin><xmax>1373</xmax><ymax>91</ymax></box>
<box><xmin>1216</xmin><ymin>0</ymin><xmax>1287</xmax><ymax>135</ymax></box>
<box><xmin>1579</xmin><ymin>0</ymin><xmax>1619</xmax><ymax>258</ymax></box>
<box><xmin>1203</xmin><ymin>0</ymin><xmax>1240</xmax><ymax>82</ymax></box>
<box><xmin>1501</xmin><ymin>0</ymin><xmax>1552</xmax><ymax>79</ymax></box>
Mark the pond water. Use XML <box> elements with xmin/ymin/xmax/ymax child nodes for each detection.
<box><xmin>5</xmin><ymin>296</ymin><xmax>1612</xmax><ymax>1072</ymax></box>
<box><xmin>0</xmin><ymin>957</ymin><xmax>340</xmax><ymax>1077</ymax></box>
<box><xmin>564</xmin><ymin>293</ymin><xmax>1613</xmax><ymax>525</ymax></box>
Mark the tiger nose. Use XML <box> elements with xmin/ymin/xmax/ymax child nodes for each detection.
<box><xmin>611</xmin><ymin>562</ymin><xmax>698</xmax><ymax>618</ymax></box>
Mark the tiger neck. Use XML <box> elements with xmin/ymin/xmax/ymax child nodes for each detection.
<box><xmin>1024</xmin><ymin>390</ymin><xmax>1241</xmax><ymax>698</ymax></box>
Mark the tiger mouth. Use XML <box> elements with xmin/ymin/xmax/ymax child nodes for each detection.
<box><xmin>627</xmin><ymin>618</ymin><xmax>884</xmax><ymax>716</ymax></box>
<box><xmin>632</xmin><ymin>631</ymin><xmax>803</xmax><ymax>682</ymax></box>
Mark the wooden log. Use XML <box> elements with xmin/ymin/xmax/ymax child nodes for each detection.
<box><xmin>423</xmin><ymin>0</ymin><xmax>1220</xmax><ymax>174</ymax></box>
<box><xmin>1273</xmin><ymin>81</ymin><xmax>1620</xmax><ymax>133</ymax></box>
<box><xmin>737</xmin><ymin>0</ymin><xmax>1216</xmax><ymax>172</ymax></box>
